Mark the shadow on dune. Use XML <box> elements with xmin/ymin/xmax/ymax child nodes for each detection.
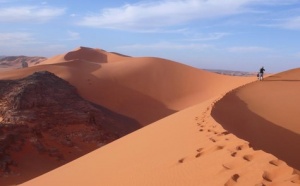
<box><xmin>52</xmin><ymin>61</ymin><xmax>177</xmax><ymax>125</ymax></box>
<box><xmin>211</xmin><ymin>91</ymin><xmax>300</xmax><ymax>170</ymax></box>
<box><xmin>64</xmin><ymin>47</ymin><xmax>108</xmax><ymax>63</ymax></box>
<box><xmin>0</xmin><ymin>61</ymin><xmax>177</xmax><ymax>126</ymax></box>
<box><xmin>92</xmin><ymin>78</ymin><xmax>177</xmax><ymax>126</ymax></box>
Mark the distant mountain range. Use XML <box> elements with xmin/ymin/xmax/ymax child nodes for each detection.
<box><xmin>0</xmin><ymin>55</ymin><xmax>47</xmax><ymax>70</ymax></box>
<box><xmin>204</xmin><ymin>69</ymin><xmax>256</xmax><ymax>76</ymax></box>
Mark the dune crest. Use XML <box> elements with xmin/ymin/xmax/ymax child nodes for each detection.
<box><xmin>39</xmin><ymin>46</ymin><xmax>130</xmax><ymax>65</ymax></box>
<box><xmin>64</xmin><ymin>46</ymin><xmax>108</xmax><ymax>63</ymax></box>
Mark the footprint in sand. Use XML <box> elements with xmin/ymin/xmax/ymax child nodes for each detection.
<box><xmin>214</xmin><ymin>145</ymin><xmax>224</xmax><ymax>151</ymax></box>
<box><xmin>195</xmin><ymin>148</ymin><xmax>204</xmax><ymax>158</ymax></box>
<box><xmin>231</xmin><ymin>152</ymin><xmax>237</xmax><ymax>157</ymax></box>
<box><xmin>269</xmin><ymin>159</ymin><xmax>283</xmax><ymax>166</ymax></box>
<box><xmin>224</xmin><ymin>174</ymin><xmax>240</xmax><ymax>186</ymax></box>
<box><xmin>195</xmin><ymin>152</ymin><xmax>203</xmax><ymax>158</ymax></box>
<box><xmin>178</xmin><ymin>158</ymin><xmax>185</xmax><ymax>164</ymax></box>
<box><xmin>242</xmin><ymin>154</ymin><xmax>254</xmax><ymax>162</ymax></box>
<box><xmin>262</xmin><ymin>171</ymin><xmax>273</xmax><ymax>182</ymax></box>
<box><xmin>196</xmin><ymin>148</ymin><xmax>203</xmax><ymax>152</ymax></box>
<box><xmin>206</xmin><ymin>138</ymin><xmax>225</xmax><ymax>151</ymax></box>
<box><xmin>209</xmin><ymin>137</ymin><xmax>217</xmax><ymax>143</ymax></box>
<box><xmin>255</xmin><ymin>183</ymin><xmax>266</xmax><ymax>186</ymax></box>
<box><xmin>218</xmin><ymin>131</ymin><xmax>230</xmax><ymax>136</ymax></box>
<box><xmin>222</xmin><ymin>164</ymin><xmax>231</xmax><ymax>170</ymax></box>
<box><xmin>231</xmin><ymin>174</ymin><xmax>240</xmax><ymax>182</ymax></box>
<box><xmin>235</xmin><ymin>144</ymin><xmax>248</xmax><ymax>151</ymax></box>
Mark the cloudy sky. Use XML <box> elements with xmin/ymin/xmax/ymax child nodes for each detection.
<box><xmin>1</xmin><ymin>0</ymin><xmax>300</xmax><ymax>72</ymax></box>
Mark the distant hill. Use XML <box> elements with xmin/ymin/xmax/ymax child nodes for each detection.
<box><xmin>204</xmin><ymin>69</ymin><xmax>256</xmax><ymax>76</ymax></box>
<box><xmin>0</xmin><ymin>56</ymin><xmax>47</xmax><ymax>70</ymax></box>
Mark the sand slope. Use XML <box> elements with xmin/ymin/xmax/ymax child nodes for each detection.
<box><xmin>212</xmin><ymin>68</ymin><xmax>300</xmax><ymax>170</ymax></box>
<box><xmin>21</xmin><ymin>96</ymin><xmax>299</xmax><ymax>186</ymax></box>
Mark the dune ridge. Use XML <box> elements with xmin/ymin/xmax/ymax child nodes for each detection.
<box><xmin>39</xmin><ymin>46</ymin><xmax>130</xmax><ymax>65</ymax></box>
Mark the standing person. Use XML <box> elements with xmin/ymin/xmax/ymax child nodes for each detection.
<box><xmin>259</xmin><ymin>66</ymin><xmax>265</xmax><ymax>81</ymax></box>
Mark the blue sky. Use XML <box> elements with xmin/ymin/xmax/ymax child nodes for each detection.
<box><xmin>1</xmin><ymin>0</ymin><xmax>300</xmax><ymax>72</ymax></box>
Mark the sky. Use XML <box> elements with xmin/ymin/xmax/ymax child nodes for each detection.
<box><xmin>1</xmin><ymin>0</ymin><xmax>300</xmax><ymax>72</ymax></box>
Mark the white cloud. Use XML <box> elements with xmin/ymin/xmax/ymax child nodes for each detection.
<box><xmin>118</xmin><ymin>42</ymin><xmax>212</xmax><ymax>50</ymax></box>
<box><xmin>227</xmin><ymin>46</ymin><xmax>271</xmax><ymax>53</ymax></box>
<box><xmin>254</xmin><ymin>0</ymin><xmax>300</xmax><ymax>5</ymax></box>
<box><xmin>0</xmin><ymin>6</ymin><xmax>65</xmax><ymax>22</ymax></box>
<box><xmin>77</xmin><ymin>0</ymin><xmax>251</xmax><ymax>31</ymax></box>
<box><xmin>77</xmin><ymin>0</ymin><xmax>297</xmax><ymax>31</ymax></box>
<box><xmin>0</xmin><ymin>32</ymin><xmax>34</xmax><ymax>46</ymax></box>
<box><xmin>280</xmin><ymin>16</ymin><xmax>300</xmax><ymax>30</ymax></box>
<box><xmin>184</xmin><ymin>32</ymin><xmax>230</xmax><ymax>41</ymax></box>
<box><xmin>66</xmin><ymin>31</ymin><xmax>80</xmax><ymax>40</ymax></box>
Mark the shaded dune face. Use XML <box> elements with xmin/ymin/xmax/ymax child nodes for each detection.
<box><xmin>37</xmin><ymin>46</ymin><xmax>130</xmax><ymax>66</ymax></box>
<box><xmin>64</xmin><ymin>47</ymin><xmax>108</xmax><ymax>63</ymax></box>
<box><xmin>212</xmin><ymin>68</ymin><xmax>300</xmax><ymax>170</ymax></box>
<box><xmin>84</xmin><ymin>57</ymin><xmax>255</xmax><ymax>125</ymax></box>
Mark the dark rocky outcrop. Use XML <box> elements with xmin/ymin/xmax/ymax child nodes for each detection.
<box><xmin>0</xmin><ymin>71</ymin><xmax>140</xmax><ymax>179</ymax></box>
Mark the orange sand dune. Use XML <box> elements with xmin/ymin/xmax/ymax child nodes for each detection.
<box><xmin>21</xmin><ymin>97</ymin><xmax>299</xmax><ymax>186</ymax></box>
<box><xmin>39</xmin><ymin>46</ymin><xmax>130</xmax><ymax>65</ymax></box>
<box><xmin>0</xmin><ymin>47</ymin><xmax>254</xmax><ymax>125</ymax></box>
<box><xmin>212</xmin><ymin>68</ymin><xmax>300</xmax><ymax>170</ymax></box>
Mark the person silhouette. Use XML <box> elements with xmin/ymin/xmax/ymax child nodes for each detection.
<box><xmin>258</xmin><ymin>66</ymin><xmax>265</xmax><ymax>81</ymax></box>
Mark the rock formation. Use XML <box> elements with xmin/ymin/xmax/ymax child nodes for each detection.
<box><xmin>0</xmin><ymin>71</ymin><xmax>140</xmax><ymax>176</ymax></box>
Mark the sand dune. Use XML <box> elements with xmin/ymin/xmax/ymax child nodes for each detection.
<box><xmin>212</xmin><ymin>68</ymin><xmax>300</xmax><ymax>170</ymax></box>
<box><xmin>39</xmin><ymin>46</ymin><xmax>130</xmax><ymax>65</ymax></box>
<box><xmin>1</xmin><ymin>47</ymin><xmax>299</xmax><ymax>185</ymax></box>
